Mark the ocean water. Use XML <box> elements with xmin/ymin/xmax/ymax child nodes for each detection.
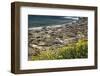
<box><xmin>28</xmin><ymin>15</ymin><xmax>80</xmax><ymax>28</ymax></box>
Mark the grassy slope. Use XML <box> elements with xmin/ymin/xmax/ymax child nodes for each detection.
<box><xmin>31</xmin><ymin>39</ymin><xmax>88</xmax><ymax>60</ymax></box>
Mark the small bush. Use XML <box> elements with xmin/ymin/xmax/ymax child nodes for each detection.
<box><xmin>75</xmin><ymin>39</ymin><xmax>88</xmax><ymax>58</ymax></box>
<box><xmin>32</xmin><ymin>50</ymin><xmax>59</xmax><ymax>60</ymax></box>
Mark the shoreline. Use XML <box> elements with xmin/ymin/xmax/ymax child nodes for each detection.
<box><xmin>28</xmin><ymin>24</ymin><xmax>66</xmax><ymax>30</ymax></box>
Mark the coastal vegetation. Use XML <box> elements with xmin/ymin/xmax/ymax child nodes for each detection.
<box><xmin>31</xmin><ymin>39</ymin><xmax>88</xmax><ymax>60</ymax></box>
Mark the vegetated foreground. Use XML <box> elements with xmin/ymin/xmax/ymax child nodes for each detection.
<box><xmin>28</xmin><ymin>18</ymin><xmax>88</xmax><ymax>60</ymax></box>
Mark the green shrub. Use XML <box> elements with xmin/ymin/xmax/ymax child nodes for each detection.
<box><xmin>57</xmin><ymin>46</ymin><xmax>76</xmax><ymax>59</ymax></box>
<box><xmin>32</xmin><ymin>50</ymin><xmax>59</xmax><ymax>60</ymax></box>
<box><xmin>75</xmin><ymin>39</ymin><xmax>88</xmax><ymax>58</ymax></box>
<box><xmin>32</xmin><ymin>39</ymin><xmax>88</xmax><ymax>60</ymax></box>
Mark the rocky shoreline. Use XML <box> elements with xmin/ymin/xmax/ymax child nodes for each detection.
<box><xmin>28</xmin><ymin>17</ymin><xmax>88</xmax><ymax>60</ymax></box>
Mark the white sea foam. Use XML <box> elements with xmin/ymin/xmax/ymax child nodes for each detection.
<box><xmin>28</xmin><ymin>23</ymin><xmax>66</xmax><ymax>30</ymax></box>
<box><xmin>28</xmin><ymin>27</ymin><xmax>42</xmax><ymax>30</ymax></box>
